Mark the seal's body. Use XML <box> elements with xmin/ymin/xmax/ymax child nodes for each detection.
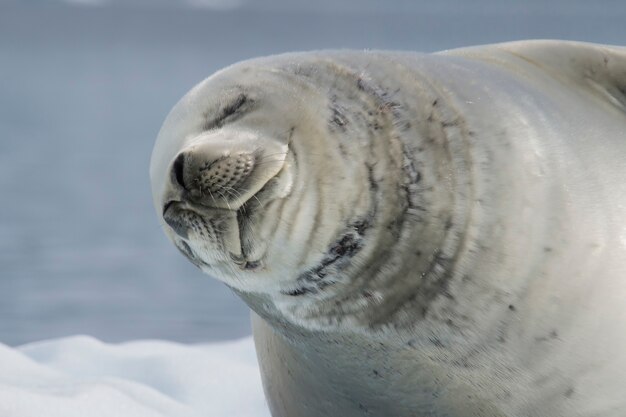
<box><xmin>150</xmin><ymin>41</ymin><xmax>626</xmax><ymax>416</ymax></box>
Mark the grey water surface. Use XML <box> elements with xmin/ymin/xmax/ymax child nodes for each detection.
<box><xmin>0</xmin><ymin>1</ymin><xmax>624</xmax><ymax>345</ymax></box>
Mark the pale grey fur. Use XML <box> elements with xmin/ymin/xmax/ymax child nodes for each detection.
<box><xmin>151</xmin><ymin>40</ymin><xmax>626</xmax><ymax>416</ymax></box>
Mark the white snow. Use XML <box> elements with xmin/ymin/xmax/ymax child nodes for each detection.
<box><xmin>0</xmin><ymin>336</ymin><xmax>270</xmax><ymax>417</ymax></box>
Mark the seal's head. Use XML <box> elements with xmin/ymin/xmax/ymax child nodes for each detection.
<box><xmin>150</xmin><ymin>60</ymin><xmax>303</xmax><ymax>294</ymax></box>
<box><xmin>151</xmin><ymin>53</ymin><xmax>469</xmax><ymax>330</ymax></box>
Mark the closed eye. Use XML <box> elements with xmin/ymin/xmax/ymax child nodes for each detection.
<box><xmin>204</xmin><ymin>93</ymin><xmax>256</xmax><ymax>131</ymax></box>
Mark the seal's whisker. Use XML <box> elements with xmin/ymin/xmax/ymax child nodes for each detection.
<box><xmin>221</xmin><ymin>186</ymin><xmax>246</xmax><ymax>211</ymax></box>
<box><xmin>253</xmin><ymin>159</ymin><xmax>288</xmax><ymax>167</ymax></box>
<box><xmin>257</xmin><ymin>151</ymin><xmax>289</xmax><ymax>159</ymax></box>
<box><xmin>229</xmin><ymin>185</ymin><xmax>259</xmax><ymax>211</ymax></box>
<box><xmin>251</xmin><ymin>193</ymin><xmax>264</xmax><ymax>209</ymax></box>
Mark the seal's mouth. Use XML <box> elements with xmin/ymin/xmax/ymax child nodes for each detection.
<box><xmin>162</xmin><ymin>152</ymin><xmax>290</xmax><ymax>272</ymax></box>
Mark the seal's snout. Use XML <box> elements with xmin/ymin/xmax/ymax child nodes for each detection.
<box><xmin>171</xmin><ymin>148</ymin><xmax>256</xmax><ymax>209</ymax></box>
<box><xmin>154</xmin><ymin>116</ymin><xmax>291</xmax><ymax>272</ymax></box>
<box><xmin>166</xmin><ymin>130</ymin><xmax>289</xmax><ymax>213</ymax></box>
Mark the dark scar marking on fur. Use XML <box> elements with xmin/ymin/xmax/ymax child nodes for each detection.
<box><xmin>356</xmin><ymin>78</ymin><xmax>393</xmax><ymax>106</ymax></box>
<box><xmin>429</xmin><ymin>337</ymin><xmax>445</xmax><ymax>348</ymax></box>
<box><xmin>284</xmin><ymin>165</ymin><xmax>378</xmax><ymax>296</ymax></box>
<box><xmin>204</xmin><ymin>93</ymin><xmax>255</xmax><ymax>131</ymax></box>
<box><xmin>284</xmin><ymin>217</ymin><xmax>372</xmax><ymax>296</ymax></box>
<box><xmin>348</xmin><ymin>65</ymin><xmax>417</xmax><ymax>219</ymax></box>
<box><xmin>365</xmin><ymin>163</ymin><xmax>379</xmax><ymax>192</ymax></box>
<box><xmin>535</xmin><ymin>329</ymin><xmax>559</xmax><ymax>342</ymax></box>
<box><xmin>328</xmin><ymin>99</ymin><xmax>349</xmax><ymax>132</ymax></box>
<box><xmin>327</xmin><ymin>97</ymin><xmax>350</xmax><ymax>156</ymax></box>
<box><xmin>283</xmin><ymin>287</ymin><xmax>316</xmax><ymax>297</ymax></box>
<box><xmin>399</xmin><ymin>142</ymin><xmax>424</xmax><ymax>217</ymax></box>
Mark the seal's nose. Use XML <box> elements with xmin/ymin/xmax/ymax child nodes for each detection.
<box><xmin>170</xmin><ymin>149</ymin><xmax>256</xmax><ymax>209</ymax></box>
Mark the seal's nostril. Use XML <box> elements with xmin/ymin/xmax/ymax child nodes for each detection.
<box><xmin>173</xmin><ymin>153</ymin><xmax>186</xmax><ymax>189</ymax></box>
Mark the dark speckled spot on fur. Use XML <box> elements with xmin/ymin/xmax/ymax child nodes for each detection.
<box><xmin>283</xmin><ymin>287</ymin><xmax>317</xmax><ymax>297</ymax></box>
<box><xmin>408</xmin><ymin>249</ymin><xmax>455</xmax><ymax>319</ymax></box>
<box><xmin>452</xmin><ymin>348</ymin><xmax>481</xmax><ymax>370</ymax></box>
<box><xmin>535</xmin><ymin>329</ymin><xmax>559</xmax><ymax>342</ymax></box>
<box><xmin>441</xmin><ymin>119</ymin><xmax>460</xmax><ymax>128</ymax></box>
<box><xmin>352</xmin><ymin>217</ymin><xmax>371</xmax><ymax>236</ymax></box>
<box><xmin>356</xmin><ymin>77</ymin><xmax>403</xmax><ymax>118</ymax></box>
<box><xmin>386</xmin><ymin>218</ymin><xmax>403</xmax><ymax>239</ymax></box>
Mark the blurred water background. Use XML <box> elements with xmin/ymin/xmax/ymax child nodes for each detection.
<box><xmin>0</xmin><ymin>0</ymin><xmax>624</xmax><ymax>346</ymax></box>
